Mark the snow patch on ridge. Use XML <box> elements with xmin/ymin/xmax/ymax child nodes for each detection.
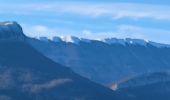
<box><xmin>102</xmin><ymin>38</ymin><xmax>149</xmax><ymax>46</ymax></box>
<box><xmin>38</xmin><ymin>36</ymin><xmax>92</xmax><ymax>44</ymax></box>
<box><xmin>0</xmin><ymin>22</ymin><xmax>14</xmax><ymax>26</ymax></box>
<box><xmin>61</xmin><ymin>36</ymin><xmax>80</xmax><ymax>44</ymax></box>
<box><xmin>36</xmin><ymin>36</ymin><xmax>170</xmax><ymax>48</ymax></box>
<box><xmin>0</xmin><ymin>21</ymin><xmax>26</xmax><ymax>41</ymax></box>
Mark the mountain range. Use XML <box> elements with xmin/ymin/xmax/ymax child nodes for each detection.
<box><xmin>0</xmin><ymin>21</ymin><xmax>118</xmax><ymax>100</ymax></box>
<box><xmin>1</xmin><ymin>21</ymin><xmax>170</xmax><ymax>100</ymax></box>
<box><xmin>28</xmin><ymin>35</ymin><xmax>170</xmax><ymax>86</ymax></box>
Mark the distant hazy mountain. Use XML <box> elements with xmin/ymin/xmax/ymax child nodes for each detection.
<box><xmin>0</xmin><ymin>21</ymin><xmax>117</xmax><ymax>100</ymax></box>
<box><xmin>28</xmin><ymin>36</ymin><xmax>170</xmax><ymax>86</ymax></box>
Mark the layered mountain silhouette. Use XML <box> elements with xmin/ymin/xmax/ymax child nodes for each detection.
<box><xmin>0</xmin><ymin>21</ymin><xmax>118</xmax><ymax>100</ymax></box>
<box><xmin>1</xmin><ymin>21</ymin><xmax>170</xmax><ymax>100</ymax></box>
<box><xmin>28</xmin><ymin>32</ymin><xmax>170</xmax><ymax>100</ymax></box>
<box><xmin>28</xmin><ymin>36</ymin><xmax>170</xmax><ymax>86</ymax></box>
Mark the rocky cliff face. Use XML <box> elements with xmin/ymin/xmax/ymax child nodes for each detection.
<box><xmin>0</xmin><ymin>21</ymin><xmax>26</xmax><ymax>41</ymax></box>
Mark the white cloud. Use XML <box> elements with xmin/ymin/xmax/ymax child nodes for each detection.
<box><xmin>21</xmin><ymin>24</ymin><xmax>55</xmax><ymax>38</ymax></box>
<box><xmin>21</xmin><ymin>23</ymin><xmax>170</xmax><ymax>44</ymax></box>
<box><xmin>81</xmin><ymin>25</ymin><xmax>170</xmax><ymax>44</ymax></box>
<box><xmin>118</xmin><ymin>25</ymin><xmax>170</xmax><ymax>44</ymax></box>
<box><xmin>21</xmin><ymin>24</ymin><xmax>77</xmax><ymax>39</ymax></box>
<box><xmin>31</xmin><ymin>25</ymin><xmax>50</xmax><ymax>33</ymax></box>
<box><xmin>1</xmin><ymin>2</ymin><xmax>170</xmax><ymax>20</ymax></box>
<box><xmin>81</xmin><ymin>30</ymin><xmax>117</xmax><ymax>40</ymax></box>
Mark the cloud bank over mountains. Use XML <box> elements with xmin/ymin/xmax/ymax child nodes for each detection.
<box><xmin>1</xmin><ymin>1</ymin><xmax>170</xmax><ymax>44</ymax></box>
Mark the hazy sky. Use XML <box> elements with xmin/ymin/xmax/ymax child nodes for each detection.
<box><xmin>1</xmin><ymin>0</ymin><xmax>170</xmax><ymax>44</ymax></box>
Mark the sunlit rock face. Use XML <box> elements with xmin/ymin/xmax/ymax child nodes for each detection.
<box><xmin>0</xmin><ymin>21</ymin><xmax>26</xmax><ymax>41</ymax></box>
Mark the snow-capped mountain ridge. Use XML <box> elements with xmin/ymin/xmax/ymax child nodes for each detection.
<box><xmin>0</xmin><ymin>21</ymin><xmax>15</xmax><ymax>26</ymax></box>
<box><xmin>0</xmin><ymin>21</ymin><xmax>169</xmax><ymax>48</ymax></box>
<box><xmin>38</xmin><ymin>36</ymin><xmax>170</xmax><ymax>48</ymax></box>
<box><xmin>0</xmin><ymin>21</ymin><xmax>26</xmax><ymax>41</ymax></box>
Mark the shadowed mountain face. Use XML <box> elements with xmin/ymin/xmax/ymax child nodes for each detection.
<box><xmin>114</xmin><ymin>72</ymin><xmax>170</xmax><ymax>100</ymax></box>
<box><xmin>28</xmin><ymin>37</ymin><xmax>170</xmax><ymax>100</ymax></box>
<box><xmin>28</xmin><ymin>37</ymin><xmax>170</xmax><ymax>85</ymax></box>
<box><xmin>115</xmin><ymin>72</ymin><xmax>170</xmax><ymax>89</ymax></box>
<box><xmin>0</xmin><ymin>22</ymin><xmax>117</xmax><ymax>100</ymax></box>
<box><xmin>115</xmin><ymin>82</ymin><xmax>170</xmax><ymax>100</ymax></box>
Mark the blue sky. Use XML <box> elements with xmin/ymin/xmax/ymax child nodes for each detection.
<box><xmin>1</xmin><ymin>0</ymin><xmax>170</xmax><ymax>44</ymax></box>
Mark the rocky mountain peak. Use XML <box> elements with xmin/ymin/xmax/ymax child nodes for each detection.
<box><xmin>0</xmin><ymin>21</ymin><xmax>26</xmax><ymax>41</ymax></box>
